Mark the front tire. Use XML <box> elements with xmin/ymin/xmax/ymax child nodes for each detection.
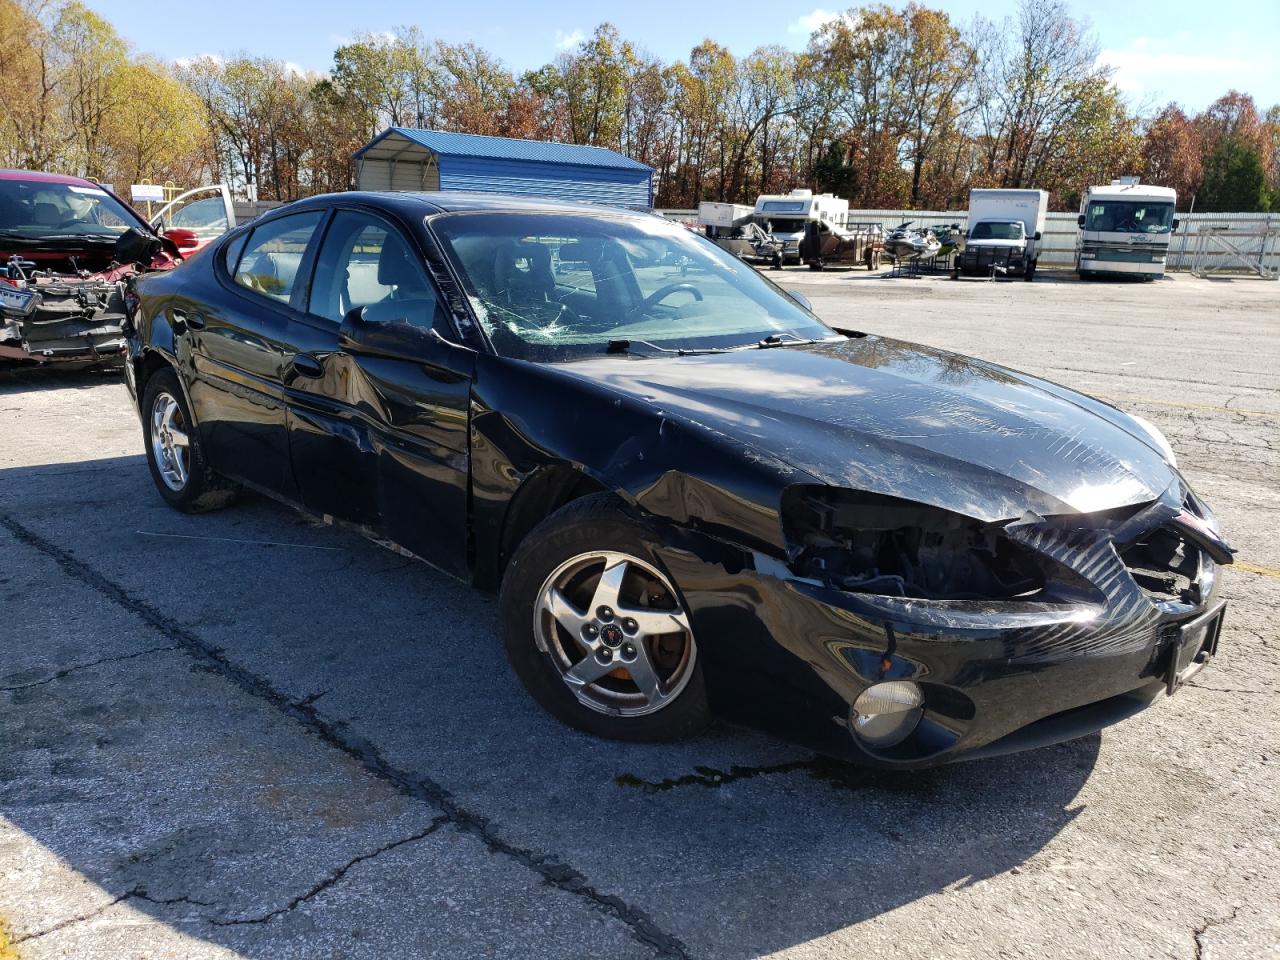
<box><xmin>500</xmin><ymin>494</ymin><xmax>710</xmax><ymax>743</ymax></box>
<box><xmin>142</xmin><ymin>367</ymin><xmax>236</xmax><ymax>513</ymax></box>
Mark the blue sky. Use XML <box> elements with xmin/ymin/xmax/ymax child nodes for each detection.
<box><xmin>88</xmin><ymin>0</ymin><xmax>1278</xmax><ymax>112</ymax></box>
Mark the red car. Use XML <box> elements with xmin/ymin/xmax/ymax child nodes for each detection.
<box><xmin>0</xmin><ymin>170</ymin><xmax>204</xmax><ymax>364</ymax></box>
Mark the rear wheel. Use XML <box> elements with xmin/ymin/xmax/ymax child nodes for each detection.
<box><xmin>142</xmin><ymin>367</ymin><xmax>236</xmax><ymax>512</ymax></box>
<box><xmin>501</xmin><ymin>495</ymin><xmax>710</xmax><ymax>742</ymax></box>
<box><xmin>808</xmin><ymin>259</ymin><xmax>824</xmax><ymax>271</ymax></box>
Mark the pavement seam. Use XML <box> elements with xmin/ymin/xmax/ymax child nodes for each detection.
<box><xmin>0</xmin><ymin>512</ymin><xmax>690</xmax><ymax>960</ymax></box>
<box><xmin>0</xmin><ymin>644</ymin><xmax>181</xmax><ymax>692</ymax></box>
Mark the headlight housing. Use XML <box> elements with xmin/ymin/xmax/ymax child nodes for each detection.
<box><xmin>1129</xmin><ymin>414</ymin><xmax>1177</xmax><ymax>466</ymax></box>
<box><xmin>780</xmin><ymin>487</ymin><xmax>1048</xmax><ymax>600</ymax></box>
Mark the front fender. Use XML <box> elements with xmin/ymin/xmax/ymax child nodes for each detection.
<box><xmin>469</xmin><ymin>354</ymin><xmax>810</xmax><ymax>581</ymax></box>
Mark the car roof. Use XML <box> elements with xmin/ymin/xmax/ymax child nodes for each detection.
<box><xmin>0</xmin><ymin>169</ymin><xmax>102</xmax><ymax>187</ymax></box>
<box><xmin>283</xmin><ymin>190</ymin><xmax>658</xmax><ymax>221</ymax></box>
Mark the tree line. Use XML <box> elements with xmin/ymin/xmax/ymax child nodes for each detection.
<box><xmin>2</xmin><ymin>0</ymin><xmax>1277</xmax><ymax>212</ymax></box>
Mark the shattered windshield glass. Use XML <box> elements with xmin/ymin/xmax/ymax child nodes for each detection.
<box><xmin>1085</xmin><ymin>201</ymin><xmax>1175</xmax><ymax>234</ymax></box>
<box><xmin>0</xmin><ymin>180</ymin><xmax>142</xmax><ymax>240</ymax></box>
<box><xmin>432</xmin><ymin>212</ymin><xmax>835</xmax><ymax>361</ymax></box>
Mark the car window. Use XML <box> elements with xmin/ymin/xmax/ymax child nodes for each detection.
<box><xmin>233</xmin><ymin>212</ymin><xmax>323</xmax><ymax>304</ymax></box>
<box><xmin>308</xmin><ymin>211</ymin><xmax>438</xmax><ymax>326</ymax></box>
<box><xmin>221</xmin><ymin>231</ymin><xmax>249</xmax><ymax>274</ymax></box>
<box><xmin>169</xmin><ymin>196</ymin><xmax>229</xmax><ymax>238</ymax></box>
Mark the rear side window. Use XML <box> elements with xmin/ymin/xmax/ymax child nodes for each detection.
<box><xmin>233</xmin><ymin>212</ymin><xmax>323</xmax><ymax>304</ymax></box>
<box><xmin>221</xmin><ymin>231</ymin><xmax>249</xmax><ymax>274</ymax></box>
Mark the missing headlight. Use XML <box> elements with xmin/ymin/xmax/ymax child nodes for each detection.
<box><xmin>781</xmin><ymin>487</ymin><xmax>1046</xmax><ymax>600</ymax></box>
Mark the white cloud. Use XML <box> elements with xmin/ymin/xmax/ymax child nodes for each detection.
<box><xmin>554</xmin><ymin>28</ymin><xmax>585</xmax><ymax>51</ymax></box>
<box><xmin>174</xmin><ymin>53</ymin><xmax>225</xmax><ymax>69</ymax></box>
<box><xmin>787</xmin><ymin>8</ymin><xmax>856</xmax><ymax>35</ymax></box>
<box><xmin>1097</xmin><ymin>35</ymin><xmax>1261</xmax><ymax>99</ymax></box>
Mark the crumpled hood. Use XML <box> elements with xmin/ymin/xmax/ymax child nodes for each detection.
<box><xmin>560</xmin><ymin>335</ymin><xmax>1175</xmax><ymax>522</ymax></box>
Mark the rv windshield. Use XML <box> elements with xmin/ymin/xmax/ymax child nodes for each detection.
<box><xmin>1084</xmin><ymin>201</ymin><xmax>1175</xmax><ymax>234</ymax></box>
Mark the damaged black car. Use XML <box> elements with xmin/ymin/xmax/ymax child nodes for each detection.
<box><xmin>0</xmin><ymin>170</ymin><xmax>201</xmax><ymax>365</ymax></box>
<box><xmin>123</xmin><ymin>192</ymin><xmax>1233</xmax><ymax>768</ymax></box>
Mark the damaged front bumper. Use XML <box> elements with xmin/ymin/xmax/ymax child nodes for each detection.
<box><xmin>0</xmin><ymin>276</ymin><xmax>130</xmax><ymax>364</ymax></box>
<box><xmin>655</xmin><ymin>510</ymin><xmax>1229</xmax><ymax>769</ymax></box>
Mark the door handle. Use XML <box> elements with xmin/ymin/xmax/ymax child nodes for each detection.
<box><xmin>289</xmin><ymin>353</ymin><xmax>324</xmax><ymax>378</ymax></box>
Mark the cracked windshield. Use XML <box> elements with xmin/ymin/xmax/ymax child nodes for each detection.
<box><xmin>432</xmin><ymin>212</ymin><xmax>835</xmax><ymax>361</ymax></box>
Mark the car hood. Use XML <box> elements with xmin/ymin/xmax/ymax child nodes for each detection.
<box><xmin>557</xmin><ymin>335</ymin><xmax>1175</xmax><ymax>522</ymax></box>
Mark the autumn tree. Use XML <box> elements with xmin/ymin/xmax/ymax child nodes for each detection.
<box><xmin>1140</xmin><ymin>105</ymin><xmax>1202</xmax><ymax>204</ymax></box>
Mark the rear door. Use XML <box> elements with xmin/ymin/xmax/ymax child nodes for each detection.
<box><xmin>286</xmin><ymin>207</ymin><xmax>474</xmax><ymax>577</ymax></box>
<box><xmin>187</xmin><ymin>209</ymin><xmax>324</xmax><ymax>498</ymax></box>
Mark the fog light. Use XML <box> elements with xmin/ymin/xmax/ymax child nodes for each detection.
<box><xmin>852</xmin><ymin>681</ymin><xmax>924</xmax><ymax>749</ymax></box>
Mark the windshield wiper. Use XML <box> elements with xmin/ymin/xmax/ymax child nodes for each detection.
<box><xmin>754</xmin><ymin>332</ymin><xmax>824</xmax><ymax>349</ymax></box>
<box><xmin>605</xmin><ymin>339</ymin><xmax>729</xmax><ymax>357</ymax></box>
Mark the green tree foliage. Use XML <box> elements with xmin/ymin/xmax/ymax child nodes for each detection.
<box><xmin>1199</xmin><ymin>137</ymin><xmax>1269</xmax><ymax>212</ymax></box>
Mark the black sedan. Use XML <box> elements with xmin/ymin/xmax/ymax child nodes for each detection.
<box><xmin>123</xmin><ymin>191</ymin><xmax>1232</xmax><ymax>767</ymax></box>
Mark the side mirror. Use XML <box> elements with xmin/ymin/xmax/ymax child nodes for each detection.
<box><xmin>785</xmin><ymin>289</ymin><xmax>812</xmax><ymax>311</ymax></box>
<box><xmin>1076</xmin><ymin>214</ymin><xmax>1086</xmax><ymax>228</ymax></box>
<box><xmin>338</xmin><ymin>301</ymin><xmax>456</xmax><ymax>359</ymax></box>
<box><xmin>1172</xmin><ymin>219</ymin><xmax>1180</xmax><ymax>233</ymax></box>
<box><xmin>1033</xmin><ymin>231</ymin><xmax>1042</xmax><ymax>241</ymax></box>
<box><xmin>164</xmin><ymin>227</ymin><xmax>200</xmax><ymax>252</ymax></box>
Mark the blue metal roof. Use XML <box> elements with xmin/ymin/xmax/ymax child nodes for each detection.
<box><xmin>355</xmin><ymin>127</ymin><xmax>651</xmax><ymax>173</ymax></box>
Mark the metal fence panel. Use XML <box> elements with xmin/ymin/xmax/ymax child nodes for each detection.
<box><xmin>657</xmin><ymin>208</ymin><xmax>1280</xmax><ymax>271</ymax></box>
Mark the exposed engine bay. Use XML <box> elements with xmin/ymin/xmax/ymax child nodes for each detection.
<box><xmin>0</xmin><ymin>228</ymin><xmax>160</xmax><ymax>364</ymax></box>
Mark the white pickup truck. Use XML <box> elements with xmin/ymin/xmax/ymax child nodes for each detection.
<box><xmin>953</xmin><ymin>188</ymin><xmax>1049</xmax><ymax>281</ymax></box>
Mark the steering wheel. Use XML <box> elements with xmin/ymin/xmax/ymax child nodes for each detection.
<box><xmin>627</xmin><ymin>282</ymin><xmax>703</xmax><ymax>319</ymax></box>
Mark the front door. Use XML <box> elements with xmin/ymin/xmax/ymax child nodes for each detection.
<box><xmin>286</xmin><ymin>208</ymin><xmax>473</xmax><ymax>577</ymax></box>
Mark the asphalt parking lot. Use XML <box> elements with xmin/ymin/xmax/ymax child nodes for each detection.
<box><xmin>2</xmin><ymin>268</ymin><xmax>1278</xmax><ymax>960</ymax></box>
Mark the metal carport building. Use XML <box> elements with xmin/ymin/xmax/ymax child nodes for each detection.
<box><xmin>353</xmin><ymin>128</ymin><xmax>653</xmax><ymax>208</ymax></box>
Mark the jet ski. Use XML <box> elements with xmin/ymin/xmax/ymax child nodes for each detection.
<box><xmin>884</xmin><ymin>221</ymin><xmax>942</xmax><ymax>261</ymax></box>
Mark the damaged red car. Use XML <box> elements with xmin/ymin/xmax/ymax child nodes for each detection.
<box><xmin>0</xmin><ymin>170</ymin><xmax>203</xmax><ymax>365</ymax></box>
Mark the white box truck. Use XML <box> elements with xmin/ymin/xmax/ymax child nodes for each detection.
<box><xmin>953</xmin><ymin>188</ymin><xmax>1049</xmax><ymax>280</ymax></box>
<box><xmin>753</xmin><ymin>189</ymin><xmax>849</xmax><ymax>264</ymax></box>
<box><xmin>1075</xmin><ymin>179</ymin><xmax>1178</xmax><ymax>280</ymax></box>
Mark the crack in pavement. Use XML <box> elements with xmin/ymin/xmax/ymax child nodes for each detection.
<box><xmin>0</xmin><ymin>644</ymin><xmax>181</xmax><ymax>692</ymax></box>
<box><xmin>0</xmin><ymin>512</ymin><xmax>690</xmax><ymax>960</ymax></box>
<box><xmin>209</xmin><ymin>818</ymin><xmax>449</xmax><ymax>927</ymax></box>
<box><xmin>1192</xmin><ymin>904</ymin><xmax>1241</xmax><ymax>960</ymax></box>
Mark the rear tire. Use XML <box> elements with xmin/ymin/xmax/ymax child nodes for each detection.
<box><xmin>500</xmin><ymin>494</ymin><xmax>710</xmax><ymax>743</ymax></box>
<box><xmin>142</xmin><ymin>367</ymin><xmax>237</xmax><ymax>513</ymax></box>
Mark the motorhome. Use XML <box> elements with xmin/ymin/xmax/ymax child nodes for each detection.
<box><xmin>753</xmin><ymin>189</ymin><xmax>848</xmax><ymax>264</ymax></box>
<box><xmin>1076</xmin><ymin>179</ymin><xmax>1178</xmax><ymax>280</ymax></box>
<box><xmin>954</xmin><ymin>188</ymin><xmax>1049</xmax><ymax>280</ymax></box>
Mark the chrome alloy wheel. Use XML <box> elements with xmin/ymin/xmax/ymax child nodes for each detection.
<box><xmin>534</xmin><ymin>551</ymin><xmax>697</xmax><ymax>717</ymax></box>
<box><xmin>150</xmin><ymin>391</ymin><xmax>191</xmax><ymax>491</ymax></box>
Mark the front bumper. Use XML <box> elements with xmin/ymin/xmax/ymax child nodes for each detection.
<box><xmin>958</xmin><ymin>245</ymin><xmax>1027</xmax><ymax>274</ymax></box>
<box><xmin>656</xmin><ymin>527</ymin><xmax>1226</xmax><ymax>768</ymax></box>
